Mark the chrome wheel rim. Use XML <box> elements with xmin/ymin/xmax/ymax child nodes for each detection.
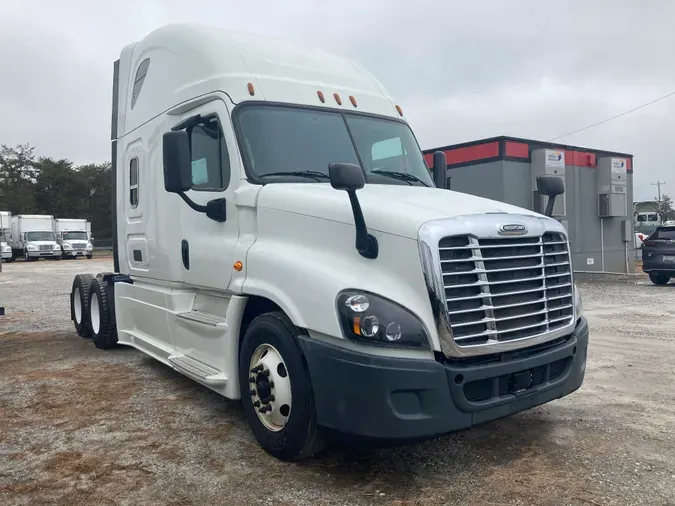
<box><xmin>74</xmin><ymin>287</ymin><xmax>82</xmax><ymax>324</ymax></box>
<box><xmin>248</xmin><ymin>343</ymin><xmax>292</xmax><ymax>432</ymax></box>
<box><xmin>90</xmin><ymin>292</ymin><xmax>101</xmax><ymax>334</ymax></box>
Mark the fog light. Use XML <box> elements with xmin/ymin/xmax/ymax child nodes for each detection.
<box><xmin>360</xmin><ymin>315</ymin><xmax>379</xmax><ymax>337</ymax></box>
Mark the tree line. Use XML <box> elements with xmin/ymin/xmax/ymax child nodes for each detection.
<box><xmin>0</xmin><ymin>144</ymin><xmax>112</xmax><ymax>241</ymax></box>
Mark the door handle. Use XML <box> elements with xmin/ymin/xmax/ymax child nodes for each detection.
<box><xmin>181</xmin><ymin>239</ymin><xmax>190</xmax><ymax>270</ymax></box>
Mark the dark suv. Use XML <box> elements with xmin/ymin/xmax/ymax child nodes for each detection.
<box><xmin>641</xmin><ymin>225</ymin><xmax>675</xmax><ymax>285</ymax></box>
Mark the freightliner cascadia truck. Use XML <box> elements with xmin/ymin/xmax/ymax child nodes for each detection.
<box><xmin>70</xmin><ymin>23</ymin><xmax>587</xmax><ymax>461</ymax></box>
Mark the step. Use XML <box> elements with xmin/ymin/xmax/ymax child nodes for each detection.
<box><xmin>175</xmin><ymin>310</ymin><xmax>228</xmax><ymax>328</ymax></box>
<box><xmin>168</xmin><ymin>354</ymin><xmax>228</xmax><ymax>386</ymax></box>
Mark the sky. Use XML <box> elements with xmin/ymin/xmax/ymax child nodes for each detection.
<box><xmin>0</xmin><ymin>0</ymin><xmax>673</xmax><ymax>201</ymax></box>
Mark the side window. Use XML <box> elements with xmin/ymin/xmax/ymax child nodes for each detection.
<box><xmin>131</xmin><ymin>58</ymin><xmax>150</xmax><ymax>110</ymax></box>
<box><xmin>188</xmin><ymin>117</ymin><xmax>230</xmax><ymax>191</ymax></box>
<box><xmin>129</xmin><ymin>158</ymin><xmax>139</xmax><ymax>208</ymax></box>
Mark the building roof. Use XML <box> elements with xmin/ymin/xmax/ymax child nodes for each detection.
<box><xmin>422</xmin><ymin>135</ymin><xmax>634</xmax><ymax>172</ymax></box>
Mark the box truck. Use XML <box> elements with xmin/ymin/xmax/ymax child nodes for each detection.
<box><xmin>70</xmin><ymin>23</ymin><xmax>588</xmax><ymax>461</ymax></box>
<box><xmin>11</xmin><ymin>214</ymin><xmax>61</xmax><ymax>261</ymax></box>
<box><xmin>0</xmin><ymin>211</ymin><xmax>11</xmax><ymax>262</ymax></box>
<box><xmin>54</xmin><ymin>218</ymin><xmax>94</xmax><ymax>259</ymax></box>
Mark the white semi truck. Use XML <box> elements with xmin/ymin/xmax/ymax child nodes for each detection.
<box><xmin>11</xmin><ymin>214</ymin><xmax>61</xmax><ymax>261</ymax></box>
<box><xmin>0</xmin><ymin>211</ymin><xmax>11</xmax><ymax>262</ymax></box>
<box><xmin>70</xmin><ymin>24</ymin><xmax>588</xmax><ymax>461</ymax></box>
<box><xmin>54</xmin><ymin>218</ymin><xmax>94</xmax><ymax>259</ymax></box>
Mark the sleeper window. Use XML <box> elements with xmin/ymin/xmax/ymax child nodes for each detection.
<box><xmin>130</xmin><ymin>158</ymin><xmax>139</xmax><ymax>208</ymax></box>
<box><xmin>189</xmin><ymin>117</ymin><xmax>230</xmax><ymax>190</ymax></box>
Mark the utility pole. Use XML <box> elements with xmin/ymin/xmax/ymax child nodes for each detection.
<box><xmin>652</xmin><ymin>180</ymin><xmax>667</xmax><ymax>223</ymax></box>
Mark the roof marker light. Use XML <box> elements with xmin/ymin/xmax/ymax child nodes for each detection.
<box><xmin>247</xmin><ymin>83</ymin><xmax>255</xmax><ymax>96</ymax></box>
<box><xmin>349</xmin><ymin>95</ymin><xmax>357</xmax><ymax>107</ymax></box>
<box><xmin>334</xmin><ymin>93</ymin><xmax>342</xmax><ymax>106</ymax></box>
<box><xmin>395</xmin><ymin>105</ymin><xmax>403</xmax><ymax>116</ymax></box>
<box><xmin>317</xmin><ymin>90</ymin><xmax>325</xmax><ymax>103</ymax></box>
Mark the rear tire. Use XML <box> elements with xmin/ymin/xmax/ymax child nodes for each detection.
<box><xmin>649</xmin><ymin>273</ymin><xmax>670</xmax><ymax>285</ymax></box>
<box><xmin>71</xmin><ymin>274</ymin><xmax>94</xmax><ymax>337</ymax></box>
<box><xmin>87</xmin><ymin>278</ymin><xmax>118</xmax><ymax>349</ymax></box>
<box><xmin>239</xmin><ymin>312</ymin><xmax>325</xmax><ymax>461</ymax></box>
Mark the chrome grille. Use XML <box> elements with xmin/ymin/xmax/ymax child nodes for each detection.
<box><xmin>440</xmin><ymin>232</ymin><xmax>573</xmax><ymax>346</ymax></box>
<box><xmin>73</xmin><ymin>243</ymin><xmax>87</xmax><ymax>249</ymax></box>
<box><xmin>39</xmin><ymin>244</ymin><xmax>52</xmax><ymax>251</ymax></box>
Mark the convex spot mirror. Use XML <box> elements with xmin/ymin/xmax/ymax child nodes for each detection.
<box><xmin>536</xmin><ymin>174</ymin><xmax>565</xmax><ymax>197</ymax></box>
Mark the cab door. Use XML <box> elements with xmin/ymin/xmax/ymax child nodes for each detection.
<box><xmin>175</xmin><ymin>97</ymin><xmax>239</xmax><ymax>292</ymax></box>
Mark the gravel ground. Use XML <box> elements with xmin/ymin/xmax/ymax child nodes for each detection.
<box><xmin>1</xmin><ymin>259</ymin><xmax>675</xmax><ymax>505</ymax></box>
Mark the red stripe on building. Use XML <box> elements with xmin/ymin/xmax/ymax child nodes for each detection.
<box><xmin>424</xmin><ymin>141</ymin><xmax>500</xmax><ymax>167</ymax></box>
<box><xmin>564</xmin><ymin>150</ymin><xmax>596</xmax><ymax>168</ymax></box>
<box><xmin>504</xmin><ymin>141</ymin><xmax>529</xmax><ymax>158</ymax></box>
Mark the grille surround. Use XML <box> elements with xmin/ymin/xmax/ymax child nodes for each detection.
<box><xmin>419</xmin><ymin>213</ymin><xmax>577</xmax><ymax>358</ymax></box>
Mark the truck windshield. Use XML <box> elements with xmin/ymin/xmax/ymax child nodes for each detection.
<box><xmin>63</xmin><ymin>231</ymin><xmax>88</xmax><ymax>241</ymax></box>
<box><xmin>26</xmin><ymin>231</ymin><xmax>55</xmax><ymax>241</ymax></box>
<box><xmin>236</xmin><ymin>105</ymin><xmax>434</xmax><ymax>187</ymax></box>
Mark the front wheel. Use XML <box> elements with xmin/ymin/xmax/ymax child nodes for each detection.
<box><xmin>239</xmin><ymin>312</ymin><xmax>325</xmax><ymax>461</ymax></box>
<box><xmin>86</xmin><ymin>254</ymin><xmax>93</xmax><ymax>259</ymax></box>
<box><xmin>649</xmin><ymin>273</ymin><xmax>670</xmax><ymax>285</ymax></box>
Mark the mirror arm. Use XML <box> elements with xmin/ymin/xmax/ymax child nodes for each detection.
<box><xmin>178</xmin><ymin>191</ymin><xmax>208</xmax><ymax>213</ymax></box>
<box><xmin>544</xmin><ymin>195</ymin><xmax>556</xmax><ymax>217</ymax></box>
<box><xmin>347</xmin><ymin>190</ymin><xmax>378</xmax><ymax>259</ymax></box>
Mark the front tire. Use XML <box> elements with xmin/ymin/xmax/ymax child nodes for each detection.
<box><xmin>87</xmin><ymin>278</ymin><xmax>118</xmax><ymax>349</ymax></box>
<box><xmin>71</xmin><ymin>274</ymin><xmax>94</xmax><ymax>337</ymax></box>
<box><xmin>86</xmin><ymin>254</ymin><xmax>93</xmax><ymax>260</ymax></box>
<box><xmin>239</xmin><ymin>312</ymin><xmax>325</xmax><ymax>461</ymax></box>
<box><xmin>649</xmin><ymin>273</ymin><xmax>670</xmax><ymax>285</ymax></box>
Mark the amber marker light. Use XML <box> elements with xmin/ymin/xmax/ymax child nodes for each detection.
<box><xmin>234</xmin><ymin>261</ymin><xmax>243</xmax><ymax>271</ymax></box>
<box><xmin>333</xmin><ymin>93</ymin><xmax>342</xmax><ymax>105</ymax></box>
<box><xmin>247</xmin><ymin>82</ymin><xmax>255</xmax><ymax>96</ymax></box>
<box><xmin>395</xmin><ymin>105</ymin><xmax>403</xmax><ymax>116</ymax></box>
<box><xmin>317</xmin><ymin>90</ymin><xmax>325</xmax><ymax>103</ymax></box>
<box><xmin>349</xmin><ymin>95</ymin><xmax>357</xmax><ymax>107</ymax></box>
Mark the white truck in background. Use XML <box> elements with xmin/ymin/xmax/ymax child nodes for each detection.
<box><xmin>0</xmin><ymin>211</ymin><xmax>11</xmax><ymax>262</ymax></box>
<box><xmin>69</xmin><ymin>23</ymin><xmax>588</xmax><ymax>462</ymax></box>
<box><xmin>54</xmin><ymin>218</ymin><xmax>94</xmax><ymax>259</ymax></box>
<box><xmin>11</xmin><ymin>214</ymin><xmax>61</xmax><ymax>261</ymax></box>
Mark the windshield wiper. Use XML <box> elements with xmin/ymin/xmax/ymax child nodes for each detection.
<box><xmin>371</xmin><ymin>170</ymin><xmax>429</xmax><ymax>187</ymax></box>
<box><xmin>261</xmin><ymin>170</ymin><xmax>330</xmax><ymax>182</ymax></box>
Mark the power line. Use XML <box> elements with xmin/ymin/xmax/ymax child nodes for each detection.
<box><xmin>548</xmin><ymin>90</ymin><xmax>675</xmax><ymax>142</ymax></box>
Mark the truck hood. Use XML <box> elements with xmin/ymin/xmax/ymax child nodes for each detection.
<box><xmin>257</xmin><ymin>183</ymin><xmax>543</xmax><ymax>239</ymax></box>
<box><xmin>26</xmin><ymin>240</ymin><xmax>58</xmax><ymax>246</ymax></box>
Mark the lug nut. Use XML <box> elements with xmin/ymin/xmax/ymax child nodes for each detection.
<box><xmin>268</xmin><ymin>381</ymin><xmax>275</xmax><ymax>388</ymax></box>
<box><xmin>263</xmin><ymin>369</ymin><xmax>270</xmax><ymax>377</ymax></box>
<box><xmin>269</xmin><ymin>395</ymin><xmax>275</xmax><ymax>402</ymax></box>
<box><xmin>249</xmin><ymin>389</ymin><xmax>256</xmax><ymax>396</ymax></box>
<box><xmin>253</xmin><ymin>400</ymin><xmax>260</xmax><ymax>408</ymax></box>
<box><xmin>249</xmin><ymin>377</ymin><xmax>256</xmax><ymax>383</ymax></box>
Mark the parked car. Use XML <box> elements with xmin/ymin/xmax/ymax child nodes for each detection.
<box><xmin>641</xmin><ymin>225</ymin><xmax>675</xmax><ymax>285</ymax></box>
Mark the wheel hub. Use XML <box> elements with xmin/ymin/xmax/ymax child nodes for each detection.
<box><xmin>248</xmin><ymin>344</ymin><xmax>292</xmax><ymax>432</ymax></box>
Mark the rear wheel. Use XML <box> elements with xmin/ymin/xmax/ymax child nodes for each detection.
<box><xmin>239</xmin><ymin>312</ymin><xmax>325</xmax><ymax>461</ymax></box>
<box><xmin>87</xmin><ymin>278</ymin><xmax>118</xmax><ymax>349</ymax></box>
<box><xmin>649</xmin><ymin>273</ymin><xmax>670</xmax><ymax>285</ymax></box>
<box><xmin>71</xmin><ymin>274</ymin><xmax>94</xmax><ymax>337</ymax></box>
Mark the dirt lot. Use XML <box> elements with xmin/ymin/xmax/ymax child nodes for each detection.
<box><xmin>1</xmin><ymin>259</ymin><xmax>675</xmax><ymax>505</ymax></box>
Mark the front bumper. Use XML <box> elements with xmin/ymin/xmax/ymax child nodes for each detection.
<box><xmin>63</xmin><ymin>249</ymin><xmax>91</xmax><ymax>257</ymax></box>
<box><xmin>299</xmin><ymin>316</ymin><xmax>588</xmax><ymax>441</ymax></box>
<box><xmin>1</xmin><ymin>251</ymin><xmax>11</xmax><ymax>259</ymax></box>
<box><xmin>26</xmin><ymin>250</ymin><xmax>60</xmax><ymax>258</ymax></box>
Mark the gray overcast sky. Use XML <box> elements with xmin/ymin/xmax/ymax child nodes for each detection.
<box><xmin>0</xmin><ymin>0</ymin><xmax>673</xmax><ymax>201</ymax></box>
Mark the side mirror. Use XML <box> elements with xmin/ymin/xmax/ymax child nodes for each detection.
<box><xmin>536</xmin><ymin>175</ymin><xmax>565</xmax><ymax>217</ymax></box>
<box><xmin>432</xmin><ymin>151</ymin><xmax>447</xmax><ymax>189</ymax></box>
<box><xmin>328</xmin><ymin>162</ymin><xmax>377</xmax><ymax>259</ymax></box>
<box><xmin>328</xmin><ymin>162</ymin><xmax>365</xmax><ymax>191</ymax></box>
<box><xmin>162</xmin><ymin>131</ymin><xmax>192</xmax><ymax>193</ymax></box>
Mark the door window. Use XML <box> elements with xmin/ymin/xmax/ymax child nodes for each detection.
<box><xmin>188</xmin><ymin>117</ymin><xmax>230</xmax><ymax>191</ymax></box>
<box><xmin>130</xmin><ymin>157</ymin><xmax>139</xmax><ymax>208</ymax></box>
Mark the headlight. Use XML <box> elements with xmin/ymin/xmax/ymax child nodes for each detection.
<box><xmin>574</xmin><ymin>283</ymin><xmax>583</xmax><ymax>320</ymax></box>
<box><xmin>86</xmin><ymin>243</ymin><xmax>93</xmax><ymax>250</ymax></box>
<box><xmin>27</xmin><ymin>245</ymin><xmax>37</xmax><ymax>251</ymax></box>
<box><xmin>53</xmin><ymin>244</ymin><xmax>61</xmax><ymax>251</ymax></box>
<box><xmin>2</xmin><ymin>246</ymin><xmax>9</xmax><ymax>253</ymax></box>
<box><xmin>62</xmin><ymin>243</ymin><xmax>72</xmax><ymax>250</ymax></box>
<box><xmin>336</xmin><ymin>290</ymin><xmax>430</xmax><ymax>349</ymax></box>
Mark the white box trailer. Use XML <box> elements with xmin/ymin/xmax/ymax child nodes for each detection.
<box><xmin>54</xmin><ymin>218</ymin><xmax>93</xmax><ymax>259</ymax></box>
<box><xmin>11</xmin><ymin>214</ymin><xmax>60</xmax><ymax>261</ymax></box>
<box><xmin>69</xmin><ymin>23</ymin><xmax>588</xmax><ymax>461</ymax></box>
<box><xmin>0</xmin><ymin>211</ymin><xmax>11</xmax><ymax>261</ymax></box>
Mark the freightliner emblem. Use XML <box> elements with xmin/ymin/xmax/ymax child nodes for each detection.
<box><xmin>498</xmin><ymin>223</ymin><xmax>527</xmax><ymax>236</ymax></box>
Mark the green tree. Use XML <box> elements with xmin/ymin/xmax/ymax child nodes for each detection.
<box><xmin>658</xmin><ymin>194</ymin><xmax>675</xmax><ymax>223</ymax></box>
<box><xmin>77</xmin><ymin>162</ymin><xmax>113</xmax><ymax>240</ymax></box>
<box><xmin>34</xmin><ymin>157</ymin><xmax>88</xmax><ymax>217</ymax></box>
<box><xmin>0</xmin><ymin>144</ymin><xmax>38</xmax><ymax>213</ymax></box>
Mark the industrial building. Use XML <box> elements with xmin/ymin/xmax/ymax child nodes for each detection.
<box><xmin>423</xmin><ymin>136</ymin><xmax>635</xmax><ymax>274</ymax></box>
